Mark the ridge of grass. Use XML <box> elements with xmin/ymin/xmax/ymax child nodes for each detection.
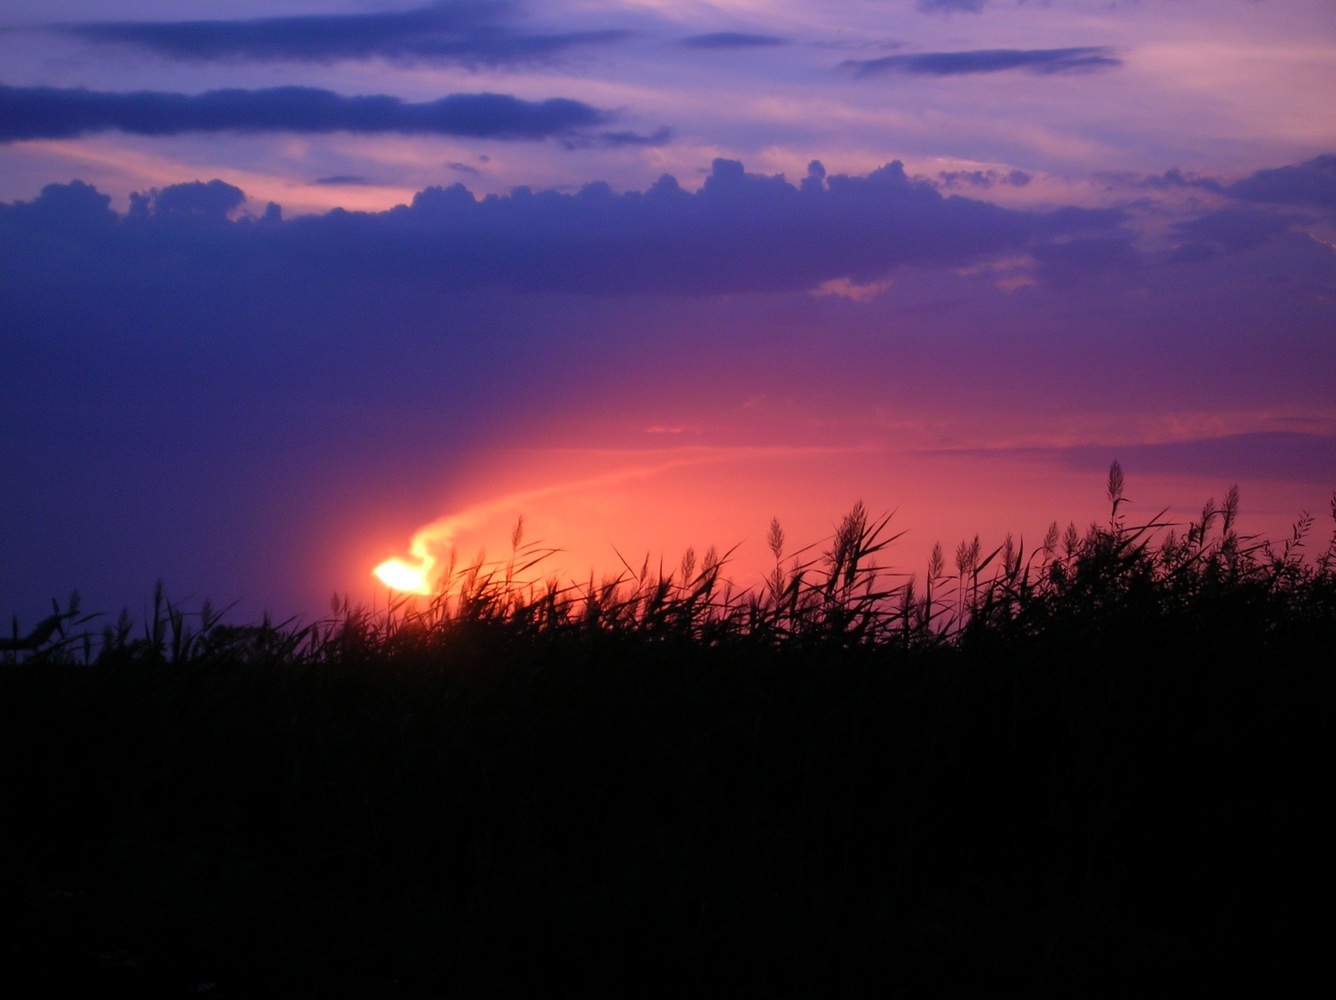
<box><xmin>1</xmin><ymin>464</ymin><xmax>1332</xmax><ymax>997</ymax></box>
<box><xmin>9</xmin><ymin>464</ymin><xmax>1334</xmax><ymax>668</ymax></box>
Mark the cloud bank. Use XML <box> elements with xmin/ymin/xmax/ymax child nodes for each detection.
<box><xmin>11</xmin><ymin>155</ymin><xmax>1333</xmax><ymax>307</ymax></box>
<box><xmin>0</xmin><ymin>84</ymin><xmax>611</xmax><ymax>142</ymax></box>
<box><xmin>0</xmin><ymin>158</ymin><xmax>1122</xmax><ymax>297</ymax></box>
<box><xmin>279</xmin><ymin>158</ymin><xmax>1124</xmax><ymax>295</ymax></box>
<box><xmin>5</xmin><ymin>157</ymin><xmax>1329</xmax><ymax>305</ymax></box>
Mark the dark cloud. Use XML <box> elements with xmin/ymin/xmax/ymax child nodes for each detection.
<box><xmin>314</xmin><ymin>175</ymin><xmax>374</xmax><ymax>186</ymax></box>
<box><xmin>150</xmin><ymin>179</ymin><xmax>247</xmax><ymax>223</ymax></box>
<box><xmin>53</xmin><ymin>2</ymin><xmax>629</xmax><ymax>68</ymax></box>
<box><xmin>574</xmin><ymin>126</ymin><xmax>674</xmax><ymax>149</ymax></box>
<box><xmin>843</xmin><ymin>47</ymin><xmax>1120</xmax><ymax>78</ymax></box>
<box><xmin>1137</xmin><ymin>167</ymin><xmax>1225</xmax><ymax>194</ymax></box>
<box><xmin>0</xmin><ymin>84</ymin><xmax>611</xmax><ymax>142</ymax></box>
<box><xmin>0</xmin><ymin>178</ymin><xmax>117</xmax><ymax>232</ymax></box>
<box><xmin>937</xmin><ymin>168</ymin><xmax>1032</xmax><ymax>190</ymax></box>
<box><xmin>1228</xmin><ymin>155</ymin><xmax>1336</xmax><ymax>209</ymax></box>
<box><xmin>680</xmin><ymin>32</ymin><xmax>787</xmax><ymax>50</ymax></box>
<box><xmin>917</xmin><ymin>0</ymin><xmax>988</xmax><ymax>12</ymax></box>
<box><xmin>1173</xmin><ymin>208</ymin><xmax>1292</xmax><ymax>255</ymax></box>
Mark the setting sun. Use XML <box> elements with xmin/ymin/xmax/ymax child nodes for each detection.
<box><xmin>373</xmin><ymin>555</ymin><xmax>434</xmax><ymax>595</ymax></box>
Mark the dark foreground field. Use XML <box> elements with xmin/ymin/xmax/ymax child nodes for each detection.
<box><xmin>3</xmin><ymin>477</ymin><xmax>1332</xmax><ymax>997</ymax></box>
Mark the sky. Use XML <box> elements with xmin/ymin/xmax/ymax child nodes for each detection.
<box><xmin>3</xmin><ymin>0</ymin><xmax>1335</xmax><ymax>627</ymax></box>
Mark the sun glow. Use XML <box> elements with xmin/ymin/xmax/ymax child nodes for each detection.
<box><xmin>369</xmin><ymin>454</ymin><xmax>724</xmax><ymax>596</ymax></box>
<box><xmin>373</xmin><ymin>553</ymin><xmax>436</xmax><ymax>595</ymax></box>
<box><xmin>367</xmin><ymin>445</ymin><xmax>999</xmax><ymax>603</ymax></box>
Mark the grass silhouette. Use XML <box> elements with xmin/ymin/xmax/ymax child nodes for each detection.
<box><xmin>1</xmin><ymin>464</ymin><xmax>1331</xmax><ymax>997</ymax></box>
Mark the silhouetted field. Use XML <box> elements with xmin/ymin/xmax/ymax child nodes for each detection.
<box><xmin>3</xmin><ymin>467</ymin><xmax>1332</xmax><ymax>997</ymax></box>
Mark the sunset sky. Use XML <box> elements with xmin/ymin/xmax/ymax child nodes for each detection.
<box><xmin>3</xmin><ymin>1</ymin><xmax>1335</xmax><ymax>625</ymax></box>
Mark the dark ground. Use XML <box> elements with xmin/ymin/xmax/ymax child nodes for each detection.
<box><xmin>1</xmin><ymin>609</ymin><xmax>1328</xmax><ymax>998</ymax></box>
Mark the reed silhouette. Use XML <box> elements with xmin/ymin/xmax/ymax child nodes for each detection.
<box><xmin>1</xmin><ymin>465</ymin><xmax>1331</xmax><ymax>997</ymax></box>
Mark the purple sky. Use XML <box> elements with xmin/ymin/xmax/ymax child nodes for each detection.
<box><xmin>3</xmin><ymin>1</ymin><xmax>1335</xmax><ymax>625</ymax></box>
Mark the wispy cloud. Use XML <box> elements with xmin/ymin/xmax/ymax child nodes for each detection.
<box><xmin>0</xmin><ymin>84</ymin><xmax>610</xmax><ymax>142</ymax></box>
<box><xmin>843</xmin><ymin>47</ymin><xmax>1120</xmax><ymax>78</ymax></box>
<box><xmin>990</xmin><ymin>432</ymin><xmax>1336</xmax><ymax>484</ymax></box>
<box><xmin>917</xmin><ymin>0</ymin><xmax>987</xmax><ymax>13</ymax></box>
<box><xmin>913</xmin><ymin>0</ymin><xmax>988</xmax><ymax>12</ymax></box>
<box><xmin>937</xmin><ymin>168</ymin><xmax>1032</xmax><ymax>190</ymax></box>
<box><xmin>52</xmin><ymin>2</ymin><xmax>629</xmax><ymax>67</ymax></box>
<box><xmin>680</xmin><ymin>33</ymin><xmax>787</xmax><ymax>50</ymax></box>
<box><xmin>567</xmin><ymin>126</ymin><xmax>673</xmax><ymax>149</ymax></box>
<box><xmin>314</xmin><ymin>175</ymin><xmax>374</xmax><ymax>187</ymax></box>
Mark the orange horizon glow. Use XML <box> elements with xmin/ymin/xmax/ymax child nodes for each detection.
<box><xmin>370</xmin><ymin>451</ymin><xmax>736</xmax><ymax>595</ymax></box>
<box><xmin>367</xmin><ymin>441</ymin><xmax>1335</xmax><ymax>605</ymax></box>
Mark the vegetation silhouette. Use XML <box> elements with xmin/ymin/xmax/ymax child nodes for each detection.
<box><xmin>1</xmin><ymin>464</ymin><xmax>1331</xmax><ymax>997</ymax></box>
